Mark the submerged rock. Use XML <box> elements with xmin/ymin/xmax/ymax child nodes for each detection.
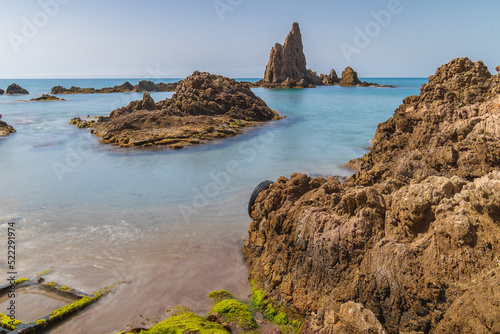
<box><xmin>244</xmin><ymin>57</ymin><xmax>500</xmax><ymax>334</ymax></box>
<box><xmin>6</xmin><ymin>83</ymin><xmax>29</xmax><ymax>95</ymax></box>
<box><xmin>28</xmin><ymin>94</ymin><xmax>65</xmax><ymax>101</ymax></box>
<box><xmin>75</xmin><ymin>71</ymin><xmax>281</xmax><ymax>148</ymax></box>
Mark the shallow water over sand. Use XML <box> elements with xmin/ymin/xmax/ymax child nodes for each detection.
<box><xmin>0</xmin><ymin>78</ymin><xmax>423</xmax><ymax>333</ymax></box>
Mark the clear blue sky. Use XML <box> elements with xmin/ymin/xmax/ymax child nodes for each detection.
<box><xmin>0</xmin><ymin>0</ymin><xmax>498</xmax><ymax>78</ymax></box>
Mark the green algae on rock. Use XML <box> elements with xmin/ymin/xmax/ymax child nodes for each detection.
<box><xmin>210</xmin><ymin>299</ymin><xmax>258</xmax><ymax>330</ymax></box>
<box><xmin>137</xmin><ymin>311</ymin><xmax>229</xmax><ymax>334</ymax></box>
<box><xmin>0</xmin><ymin>313</ymin><xmax>22</xmax><ymax>331</ymax></box>
<box><xmin>208</xmin><ymin>290</ymin><xmax>235</xmax><ymax>304</ymax></box>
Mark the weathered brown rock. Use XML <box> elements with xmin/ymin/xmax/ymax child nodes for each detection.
<box><xmin>339</xmin><ymin>66</ymin><xmax>362</xmax><ymax>86</ymax></box>
<box><xmin>0</xmin><ymin>120</ymin><xmax>16</xmax><ymax>136</ymax></box>
<box><xmin>321</xmin><ymin>69</ymin><xmax>339</xmax><ymax>85</ymax></box>
<box><xmin>262</xmin><ymin>22</ymin><xmax>321</xmax><ymax>87</ymax></box>
<box><xmin>244</xmin><ymin>57</ymin><xmax>500</xmax><ymax>334</ymax></box>
<box><xmin>0</xmin><ymin>89</ymin><xmax>4</xmax><ymax>95</ymax></box>
<box><xmin>348</xmin><ymin>57</ymin><xmax>500</xmax><ymax>185</ymax></box>
<box><xmin>6</xmin><ymin>83</ymin><xmax>29</xmax><ymax>95</ymax></box>
<box><xmin>78</xmin><ymin>71</ymin><xmax>281</xmax><ymax>148</ymax></box>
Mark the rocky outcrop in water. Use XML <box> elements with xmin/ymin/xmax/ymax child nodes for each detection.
<box><xmin>51</xmin><ymin>80</ymin><xmax>178</xmax><ymax>94</ymax></box>
<box><xmin>6</xmin><ymin>83</ymin><xmax>29</xmax><ymax>95</ymax></box>
<box><xmin>0</xmin><ymin>120</ymin><xmax>16</xmax><ymax>136</ymax></box>
<box><xmin>244</xmin><ymin>57</ymin><xmax>500</xmax><ymax>334</ymax></box>
<box><xmin>320</xmin><ymin>69</ymin><xmax>339</xmax><ymax>86</ymax></box>
<box><xmin>261</xmin><ymin>22</ymin><xmax>321</xmax><ymax>87</ymax></box>
<box><xmin>27</xmin><ymin>94</ymin><xmax>66</xmax><ymax>101</ymax></box>
<box><xmin>254</xmin><ymin>23</ymin><xmax>391</xmax><ymax>89</ymax></box>
<box><xmin>75</xmin><ymin>71</ymin><xmax>281</xmax><ymax>148</ymax></box>
<box><xmin>0</xmin><ymin>89</ymin><xmax>4</xmax><ymax>95</ymax></box>
<box><xmin>339</xmin><ymin>66</ymin><xmax>362</xmax><ymax>86</ymax></box>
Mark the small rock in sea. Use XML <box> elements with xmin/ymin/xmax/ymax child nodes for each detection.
<box><xmin>6</xmin><ymin>83</ymin><xmax>29</xmax><ymax>95</ymax></box>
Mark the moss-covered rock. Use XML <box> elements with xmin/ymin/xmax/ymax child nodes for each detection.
<box><xmin>138</xmin><ymin>311</ymin><xmax>229</xmax><ymax>334</ymax></box>
<box><xmin>13</xmin><ymin>277</ymin><xmax>28</xmax><ymax>285</ymax></box>
<box><xmin>263</xmin><ymin>304</ymin><xmax>277</xmax><ymax>320</ymax></box>
<box><xmin>208</xmin><ymin>290</ymin><xmax>234</xmax><ymax>304</ymax></box>
<box><xmin>210</xmin><ymin>299</ymin><xmax>257</xmax><ymax>330</ymax></box>
<box><xmin>274</xmin><ymin>312</ymin><xmax>288</xmax><ymax>325</ymax></box>
<box><xmin>0</xmin><ymin>313</ymin><xmax>21</xmax><ymax>331</ymax></box>
<box><xmin>250</xmin><ymin>280</ymin><xmax>266</xmax><ymax>310</ymax></box>
<box><xmin>49</xmin><ymin>295</ymin><xmax>99</xmax><ymax>321</ymax></box>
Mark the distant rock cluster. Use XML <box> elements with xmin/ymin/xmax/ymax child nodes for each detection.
<box><xmin>50</xmin><ymin>80</ymin><xmax>178</xmax><ymax>94</ymax></box>
<box><xmin>253</xmin><ymin>23</ymin><xmax>393</xmax><ymax>88</ymax></box>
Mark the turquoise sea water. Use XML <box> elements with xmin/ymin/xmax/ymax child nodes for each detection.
<box><xmin>0</xmin><ymin>78</ymin><xmax>424</xmax><ymax>332</ymax></box>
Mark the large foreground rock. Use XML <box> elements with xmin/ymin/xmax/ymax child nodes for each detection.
<box><xmin>79</xmin><ymin>71</ymin><xmax>281</xmax><ymax>148</ymax></box>
<box><xmin>348</xmin><ymin>57</ymin><xmax>500</xmax><ymax>185</ymax></box>
<box><xmin>244</xmin><ymin>58</ymin><xmax>500</xmax><ymax>334</ymax></box>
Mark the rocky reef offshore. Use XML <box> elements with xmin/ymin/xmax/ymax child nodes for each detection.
<box><xmin>244</xmin><ymin>58</ymin><xmax>500</xmax><ymax>333</ymax></box>
<box><xmin>72</xmin><ymin>71</ymin><xmax>281</xmax><ymax>148</ymax></box>
<box><xmin>51</xmin><ymin>80</ymin><xmax>178</xmax><ymax>94</ymax></box>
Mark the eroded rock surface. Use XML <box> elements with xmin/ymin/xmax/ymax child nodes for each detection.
<box><xmin>244</xmin><ymin>58</ymin><xmax>500</xmax><ymax>334</ymax></box>
<box><xmin>77</xmin><ymin>71</ymin><xmax>281</xmax><ymax>148</ymax></box>
<box><xmin>348</xmin><ymin>57</ymin><xmax>500</xmax><ymax>185</ymax></box>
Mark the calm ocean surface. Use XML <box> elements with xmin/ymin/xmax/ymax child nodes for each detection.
<box><xmin>0</xmin><ymin>78</ymin><xmax>424</xmax><ymax>333</ymax></box>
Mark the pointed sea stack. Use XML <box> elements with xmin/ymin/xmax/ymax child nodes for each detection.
<box><xmin>259</xmin><ymin>22</ymin><xmax>321</xmax><ymax>87</ymax></box>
